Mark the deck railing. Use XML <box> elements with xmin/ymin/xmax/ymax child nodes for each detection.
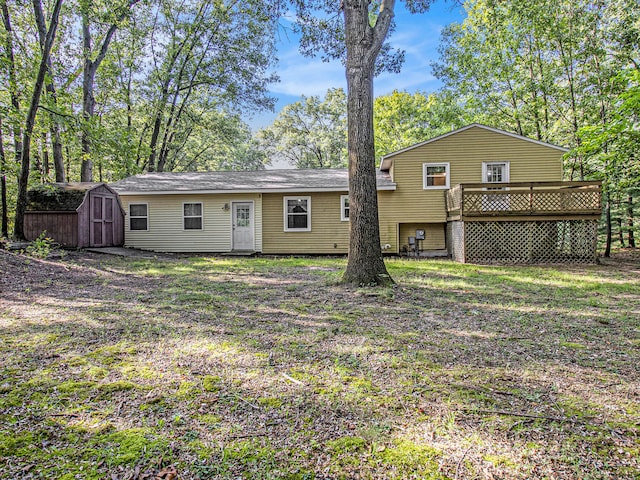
<box><xmin>445</xmin><ymin>181</ymin><xmax>602</xmax><ymax>219</ymax></box>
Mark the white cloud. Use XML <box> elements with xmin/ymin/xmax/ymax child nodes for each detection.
<box><xmin>269</xmin><ymin>14</ymin><xmax>445</xmax><ymax>99</ymax></box>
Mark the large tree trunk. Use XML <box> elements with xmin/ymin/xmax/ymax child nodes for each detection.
<box><xmin>14</xmin><ymin>0</ymin><xmax>62</xmax><ymax>239</ymax></box>
<box><xmin>342</xmin><ymin>0</ymin><xmax>393</xmax><ymax>286</ymax></box>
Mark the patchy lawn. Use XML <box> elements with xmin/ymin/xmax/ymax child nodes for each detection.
<box><xmin>1</xmin><ymin>249</ymin><xmax>639</xmax><ymax>479</ymax></box>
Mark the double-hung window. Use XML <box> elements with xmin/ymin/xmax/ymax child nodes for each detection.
<box><xmin>284</xmin><ymin>196</ymin><xmax>311</xmax><ymax>231</ymax></box>
<box><xmin>423</xmin><ymin>163</ymin><xmax>450</xmax><ymax>189</ymax></box>
<box><xmin>183</xmin><ymin>202</ymin><xmax>203</xmax><ymax>230</ymax></box>
<box><xmin>340</xmin><ymin>195</ymin><xmax>350</xmax><ymax>221</ymax></box>
<box><xmin>129</xmin><ymin>204</ymin><xmax>148</xmax><ymax>231</ymax></box>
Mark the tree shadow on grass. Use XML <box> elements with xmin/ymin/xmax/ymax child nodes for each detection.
<box><xmin>1</xmin><ymin>251</ymin><xmax>638</xmax><ymax>479</ymax></box>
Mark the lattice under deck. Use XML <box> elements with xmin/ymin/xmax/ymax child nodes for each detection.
<box><xmin>452</xmin><ymin>219</ymin><xmax>598</xmax><ymax>264</ymax></box>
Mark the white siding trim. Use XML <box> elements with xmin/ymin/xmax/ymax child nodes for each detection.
<box><xmin>128</xmin><ymin>202</ymin><xmax>149</xmax><ymax>232</ymax></box>
<box><xmin>182</xmin><ymin>201</ymin><xmax>204</xmax><ymax>231</ymax></box>
<box><xmin>423</xmin><ymin>162</ymin><xmax>450</xmax><ymax>190</ymax></box>
<box><xmin>116</xmin><ymin>186</ymin><xmax>396</xmax><ymax>196</ymax></box>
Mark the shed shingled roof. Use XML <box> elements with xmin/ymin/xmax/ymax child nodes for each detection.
<box><xmin>26</xmin><ymin>183</ymin><xmax>104</xmax><ymax>211</ymax></box>
<box><xmin>111</xmin><ymin>168</ymin><xmax>396</xmax><ymax>194</ymax></box>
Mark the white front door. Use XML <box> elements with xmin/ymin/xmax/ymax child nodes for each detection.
<box><xmin>232</xmin><ymin>202</ymin><xmax>254</xmax><ymax>250</ymax></box>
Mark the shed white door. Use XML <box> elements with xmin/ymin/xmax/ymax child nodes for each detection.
<box><xmin>232</xmin><ymin>202</ymin><xmax>254</xmax><ymax>251</ymax></box>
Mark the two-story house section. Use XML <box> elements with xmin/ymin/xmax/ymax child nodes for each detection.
<box><xmin>378</xmin><ymin>124</ymin><xmax>601</xmax><ymax>263</ymax></box>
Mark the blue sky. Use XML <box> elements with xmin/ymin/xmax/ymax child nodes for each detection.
<box><xmin>249</xmin><ymin>0</ymin><xmax>466</xmax><ymax>130</ymax></box>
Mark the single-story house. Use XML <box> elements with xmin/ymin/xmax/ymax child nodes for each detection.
<box><xmin>111</xmin><ymin>124</ymin><xmax>602</xmax><ymax>262</ymax></box>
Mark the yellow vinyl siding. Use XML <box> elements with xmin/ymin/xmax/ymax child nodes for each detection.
<box><xmin>398</xmin><ymin>223</ymin><xmax>446</xmax><ymax>251</ymax></box>
<box><xmin>120</xmin><ymin>193</ymin><xmax>262</xmax><ymax>252</ymax></box>
<box><xmin>262</xmin><ymin>192</ymin><xmax>350</xmax><ymax>254</ymax></box>
<box><xmin>377</xmin><ymin>190</ymin><xmax>398</xmax><ymax>253</ymax></box>
<box><xmin>381</xmin><ymin>126</ymin><xmax>564</xmax><ymax>253</ymax></box>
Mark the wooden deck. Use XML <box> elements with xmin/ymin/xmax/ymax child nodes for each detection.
<box><xmin>445</xmin><ymin>181</ymin><xmax>602</xmax><ymax>221</ymax></box>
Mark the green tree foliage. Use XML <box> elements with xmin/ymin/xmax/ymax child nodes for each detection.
<box><xmin>433</xmin><ymin>0</ymin><xmax>628</xmax><ymax>151</ymax></box>
<box><xmin>433</xmin><ymin>0</ymin><xmax>640</xmax><ymax>252</ymax></box>
<box><xmin>373</xmin><ymin>90</ymin><xmax>465</xmax><ymax>160</ymax></box>
<box><xmin>259</xmin><ymin>88</ymin><xmax>466</xmax><ymax>168</ymax></box>
<box><xmin>257</xmin><ymin>88</ymin><xmax>347</xmax><ymax>169</ymax></box>
<box><xmin>0</xmin><ymin>0</ymin><xmax>278</xmax><ymax>236</ymax></box>
<box><xmin>141</xmin><ymin>0</ymin><xmax>277</xmax><ymax>174</ymax></box>
<box><xmin>577</xmin><ymin>70</ymin><xmax>640</xmax><ymax>253</ymax></box>
<box><xmin>166</xmin><ymin>109</ymin><xmax>268</xmax><ymax>172</ymax></box>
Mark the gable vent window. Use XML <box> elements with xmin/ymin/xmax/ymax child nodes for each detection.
<box><xmin>129</xmin><ymin>204</ymin><xmax>148</xmax><ymax>231</ymax></box>
<box><xmin>184</xmin><ymin>203</ymin><xmax>203</xmax><ymax>230</ymax></box>
<box><xmin>423</xmin><ymin>163</ymin><xmax>450</xmax><ymax>189</ymax></box>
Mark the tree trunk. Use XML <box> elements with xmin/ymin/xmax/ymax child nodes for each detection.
<box><xmin>42</xmin><ymin>145</ymin><xmax>49</xmax><ymax>179</ymax></box>
<box><xmin>147</xmin><ymin>113</ymin><xmax>163</xmax><ymax>172</ymax></box>
<box><xmin>1</xmin><ymin>0</ymin><xmax>23</xmax><ymax>165</ymax></box>
<box><xmin>603</xmin><ymin>191</ymin><xmax>611</xmax><ymax>258</ymax></box>
<box><xmin>80</xmin><ymin>0</ymin><xmax>140</xmax><ymax>181</ymax></box>
<box><xmin>14</xmin><ymin>0</ymin><xmax>62</xmax><ymax>240</ymax></box>
<box><xmin>33</xmin><ymin>0</ymin><xmax>64</xmax><ymax>182</ymax></box>
<box><xmin>617</xmin><ymin>217</ymin><xmax>625</xmax><ymax>248</ymax></box>
<box><xmin>628</xmin><ymin>195</ymin><xmax>636</xmax><ymax>248</ymax></box>
<box><xmin>342</xmin><ymin>0</ymin><xmax>393</xmax><ymax>286</ymax></box>
<box><xmin>0</xmin><ymin>118</ymin><xmax>8</xmax><ymax>237</ymax></box>
<box><xmin>81</xmin><ymin>10</ymin><xmax>95</xmax><ymax>182</ymax></box>
<box><xmin>51</xmin><ymin>122</ymin><xmax>64</xmax><ymax>181</ymax></box>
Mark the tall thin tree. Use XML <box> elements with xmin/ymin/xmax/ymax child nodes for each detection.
<box><xmin>14</xmin><ymin>0</ymin><xmax>63</xmax><ymax>240</ymax></box>
<box><xmin>0</xmin><ymin>118</ymin><xmax>8</xmax><ymax>237</ymax></box>
<box><xmin>33</xmin><ymin>0</ymin><xmax>65</xmax><ymax>182</ymax></box>
<box><xmin>80</xmin><ymin>0</ymin><xmax>140</xmax><ymax>181</ymax></box>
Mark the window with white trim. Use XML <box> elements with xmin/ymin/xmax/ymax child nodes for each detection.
<box><xmin>284</xmin><ymin>196</ymin><xmax>311</xmax><ymax>231</ymax></box>
<box><xmin>129</xmin><ymin>204</ymin><xmax>148</xmax><ymax>231</ymax></box>
<box><xmin>423</xmin><ymin>163</ymin><xmax>450</xmax><ymax>189</ymax></box>
<box><xmin>183</xmin><ymin>202</ymin><xmax>203</xmax><ymax>230</ymax></box>
<box><xmin>483</xmin><ymin>162</ymin><xmax>510</xmax><ymax>184</ymax></box>
<box><xmin>340</xmin><ymin>195</ymin><xmax>350</xmax><ymax>221</ymax></box>
<box><xmin>482</xmin><ymin>162</ymin><xmax>511</xmax><ymax>210</ymax></box>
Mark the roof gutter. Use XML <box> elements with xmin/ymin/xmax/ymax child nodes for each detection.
<box><xmin>114</xmin><ymin>185</ymin><xmax>397</xmax><ymax>196</ymax></box>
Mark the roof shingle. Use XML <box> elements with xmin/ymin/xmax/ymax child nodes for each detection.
<box><xmin>111</xmin><ymin>168</ymin><xmax>396</xmax><ymax>194</ymax></box>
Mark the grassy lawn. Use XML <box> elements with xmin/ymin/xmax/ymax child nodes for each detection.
<box><xmin>1</xmin><ymin>250</ymin><xmax>639</xmax><ymax>479</ymax></box>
